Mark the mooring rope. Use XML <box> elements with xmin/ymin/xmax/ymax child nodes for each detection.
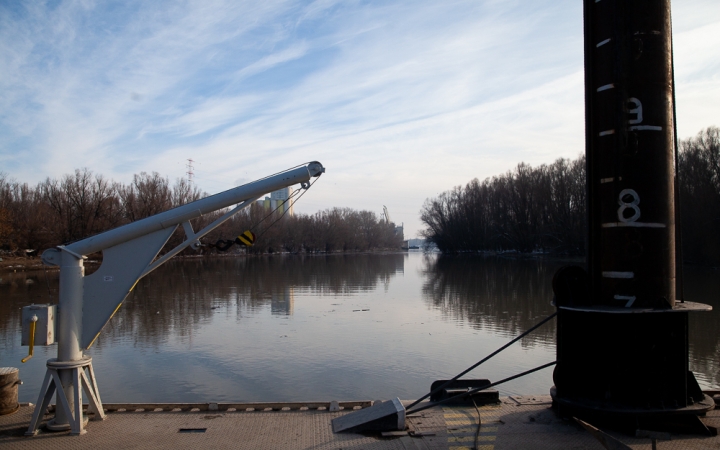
<box><xmin>405</xmin><ymin>361</ymin><xmax>557</xmax><ymax>415</ymax></box>
<box><xmin>405</xmin><ymin>311</ymin><xmax>557</xmax><ymax>410</ymax></box>
<box><xmin>253</xmin><ymin>175</ymin><xmax>320</xmax><ymax>241</ymax></box>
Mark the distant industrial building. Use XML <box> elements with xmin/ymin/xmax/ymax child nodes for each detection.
<box><xmin>271</xmin><ymin>286</ymin><xmax>294</xmax><ymax>315</ymax></box>
<box><xmin>383</xmin><ymin>205</ymin><xmax>403</xmax><ymax>240</ymax></box>
<box><xmin>257</xmin><ymin>187</ymin><xmax>294</xmax><ymax>216</ymax></box>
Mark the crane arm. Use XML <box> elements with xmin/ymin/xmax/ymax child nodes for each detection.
<box><xmin>41</xmin><ymin>161</ymin><xmax>324</xmax><ymax>349</ymax></box>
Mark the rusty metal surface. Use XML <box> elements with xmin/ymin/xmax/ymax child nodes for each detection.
<box><xmin>585</xmin><ymin>0</ymin><xmax>677</xmax><ymax>309</ymax></box>
<box><xmin>0</xmin><ymin>368</ymin><xmax>20</xmax><ymax>416</ymax></box>
<box><xmin>2</xmin><ymin>397</ymin><xmax>718</xmax><ymax>449</ymax></box>
<box><xmin>553</xmin><ymin>0</ymin><xmax>712</xmax><ymax>421</ymax></box>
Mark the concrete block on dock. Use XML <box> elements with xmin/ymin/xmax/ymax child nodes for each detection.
<box><xmin>331</xmin><ymin>397</ymin><xmax>405</xmax><ymax>433</ymax></box>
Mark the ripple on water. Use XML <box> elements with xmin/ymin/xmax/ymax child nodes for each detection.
<box><xmin>2</xmin><ymin>254</ymin><xmax>718</xmax><ymax>402</ymax></box>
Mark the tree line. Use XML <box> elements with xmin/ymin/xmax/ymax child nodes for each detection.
<box><xmin>420</xmin><ymin>126</ymin><xmax>720</xmax><ymax>265</ymax></box>
<box><xmin>0</xmin><ymin>169</ymin><xmax>402</xmax><ymax>256</ymax></box>
<box><xmin>226</xmin><ymin>205</ymin><xmax>402</xmax><ymax>254</ymax></box>
<box><xmin>420</xmin><ymin>157</ymin><xmax>586</xmax><ymax>255</ymax></box>
<box><xmin>678</xmin><ymin>127</ymin><xmax>720</xmax><ymax>265</ymax></box>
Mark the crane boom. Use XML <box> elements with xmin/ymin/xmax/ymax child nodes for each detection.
<box><xmin>25</xmin><ymin>161</ymin><xmax>325</xmax><ymax>436</ymax></box>
<box><xmin>383</xmin><ymin>205</ymin><xmax>391</xmax><ymax>224</ymax></box>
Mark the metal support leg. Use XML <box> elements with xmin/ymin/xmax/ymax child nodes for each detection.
<box><xmin>25</xmin><ymin>357</ymin><xmax>105</xmax><ymax>436</ymax></box>
<box><xmin>49</xmin><ymin>369</ymin><xmax>76</xmax><ymax>433</ymax></box>
<box><xmin>25</xmin><ymin>371</ymin><xmax>55</xmax><ymax>436</ymax></box>
<box><xmin>80</xmin><ymin>367</ymin><xmax>105</xmax><ymax>421</ymax></box>
<box><xmin>72</xmin><ymin>367</ymin><xmax>83</xmax><ymax>435</ymax></box>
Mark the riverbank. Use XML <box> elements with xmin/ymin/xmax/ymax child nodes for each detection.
<box><xmin>0</xmin><ymin>255</ymin><xmax>49</xmax><ymax>273</ymax></box>
<box><xmin>0</xmin><ymin>255</ymin><xmax>106</xmax><ymax>274</ymax></box>
<box><xmin>0</xmin><ymin>249</ymin><xmax>412</xmax><ymax>274</ymax></box>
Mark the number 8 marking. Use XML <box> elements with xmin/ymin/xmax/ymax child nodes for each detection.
<box><xmin>618</xmin><ymin>189</ymin><xmax>640</xmax><ymax>223</ymax></box>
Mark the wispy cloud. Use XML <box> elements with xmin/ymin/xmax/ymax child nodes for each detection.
<box><xmin>0</xmin><ymin>0</ymin><xmax>718</xmax><ymax>236</ymax></box>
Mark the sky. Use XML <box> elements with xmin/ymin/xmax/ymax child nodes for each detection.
<box><xmin>1</xmin><ymin>0</ymin><xmax>719</xmax><ymax>238</ymax></box>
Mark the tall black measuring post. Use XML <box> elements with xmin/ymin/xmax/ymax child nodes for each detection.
<box><xmin>551</xmin><ymin>0</ymin><xmax>714</xmax><ymax>430</ymax></box>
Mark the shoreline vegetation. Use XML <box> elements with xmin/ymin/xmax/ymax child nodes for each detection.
<box><xmin>3</xmin><ymin>126</ymin><xmax>717</xmax><ymax>266</ymax></box>
<box><xmin>420</xmin><ymin>126</ymin><xmax>720</xmax><ymax>266</ymax></box>
<box><xmin>0</xmin><ymin>170</ymin><xmax>403</xmax><ymax>263</ymax></box>
<box><xmin>0</xmin><ymin>250</ymin><xmax>589</xmax><ymax>275</ymax></box>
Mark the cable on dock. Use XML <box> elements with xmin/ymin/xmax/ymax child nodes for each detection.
<box><xmin>406</xmin><ymin>361</ymin><xmax>557</xmax><ymax>415</ymax></box>
<box><xmin>405</xmin><ymin>311</ymin><xmax>557</xmax><ymax>411</ymax></box>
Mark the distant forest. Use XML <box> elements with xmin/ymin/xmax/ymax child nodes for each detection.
<box><xmin>420</xmin><ymin>126</ymin><xmax>720</xmax><ymax>265</ymax></box>
<box><xmin>0</xmin><ymin>171</ymin><xmax>402</xmax><ymax>256</ymax></box>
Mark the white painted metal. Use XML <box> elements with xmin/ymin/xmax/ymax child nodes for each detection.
<box><xmin>30</xmin><ymin>161</ymin><xmax>325</xmax><ymax>435</ymax></box>
<box><xmin>50</xmin><ymin>249</ymin><xmax>85</xmax><ymax>430</ymax></box>
<box><xmin>21</xmin><ymin>304</ymin><xmax>56</xmax><ymax>346</ymax></box>
<box><xmin>82</xmin><ymin>227</ymin><xmax>176</xmax><ymax>349</ymax></box>
<box><xmin>59</xmin><ymin>162</ymin><xmax>323</xmax><ymax>257</ymax></box>
<box><xmin>140</xmin><ymin>198</ymin><xmax>256</xmax><ymax>279</ymax></box>
<box><xmin>26</xmin><ymin>357</ymin><xmax>105</xmax><ymax>436</ymax></box>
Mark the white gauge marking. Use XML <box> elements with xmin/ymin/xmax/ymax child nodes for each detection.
<box><xmin>603</xmin><ymin>272</ymin><xmax>634</xmax><ymax>279</ymax></box>
<box><xmin>614</xmin><ymin>295</ymin><xmax>636</xmax><ymax>307</ymax></box>
<box><xmin>617</xmin><ymin>189</ymin><xmax>641</xmax><ymax>223</ymax></box>
<box><xmin>602</xmin><ymin>222</ymin><xmax>665</xmax><ymax>228</ymax></box>
<box><xmin>629</xmin><ymin>125</ymin><xmax>662</xmax><ymax>131</ymax></box>
<box><xmin>597</xmin><ymin>39</ymin><xmax>611</xmax><ymax>47</ymax></box>
<box><xmin>627</xmin><ymin>98</ymin><xmax>643</xmax><ymax>124</ymax></box>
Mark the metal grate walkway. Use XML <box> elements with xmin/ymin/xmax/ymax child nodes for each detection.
<box><xmin>1</xmin><ymin>396</ymin><xmax>718</xmax><ymax>449</ymax></box>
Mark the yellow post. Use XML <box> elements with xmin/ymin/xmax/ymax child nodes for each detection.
<box><xmin>21</xmin><ymin>317</ymin><xmax>37</xmax><ymax>363</ymax></box>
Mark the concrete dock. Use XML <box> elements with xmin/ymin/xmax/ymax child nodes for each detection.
<box><xmin>1</xmin><ymin>396</ymin><xmax>718</xmax><ymax>449</ymax></box>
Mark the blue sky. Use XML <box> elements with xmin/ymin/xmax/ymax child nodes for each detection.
<box><xmin>1</xmin><ymin>0</ymin><xmax>719</xmax><ymax>238</ymax></box>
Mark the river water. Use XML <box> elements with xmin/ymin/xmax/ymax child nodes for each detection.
<box><xmin>1</xmin><ymin>252</ymin><xmax>717</xmax><ymax>403</ymax></box>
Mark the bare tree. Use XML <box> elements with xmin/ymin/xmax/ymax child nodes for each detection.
<box><xmin>119</xmin><ymin>172</ymin><xmax>171</xmax><ymax>222</ymax></box>
<box><xmin>0</xmin><ymin>173</ymin><xmax>13</xmax><ymax>249</ymax></box>
<box><xmin>171</xmin><ymin>177</ymin><xmax>204</xmax><ymax>207</ymax></box>
<box><xmin>679</xmin><ymin>126</ymin><xmax>720</xmax><ymax>265</ymax></box>
<box><xmin>39</xmin><ymin>169</ymin><xmax>121</xmax><ymax>244</ymax></box>
<box><xmin>420</xmin><ymin>156</ymin><xmax>585</xmax><ymax>255</ymax></box>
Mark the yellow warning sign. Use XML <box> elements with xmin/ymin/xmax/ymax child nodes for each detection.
<box><xmin>237</xmin><ymin>230</ymin><xmax>256</xmax><ymax>246</ymax></box>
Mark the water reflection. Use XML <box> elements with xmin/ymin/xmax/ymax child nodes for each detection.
<box><xmin>685</xmin><ymin>266</ymin><xmax>720</xmax><ymax>388</ymax></box>
<box><xmin>421</xmin><ymin>255</ymin><xmax>559</xmax><ymax>346</ymax></box>
<box><xmin>94</xmin><ymin>253</ymin><xmax>407</xmax><ymax>349</ymax></box>
<box><xmin>0</xmin><ymin>270</ymin><xmax>56</xmax><ymax>352</ymax></box>
<box><xmin>271</xmin><ymin>287</ymin><xmax>294</xmax><ymax>315</ymax></box>
<box><xmin>420</xmin><ymin>255</ymin><xmax>720</xmax><ymax>389</ymax></box>
<box><xmin>0</xmin><ymin>254</ymin><xmax>406</xmax><ymax>352</ymax></box>
<box><xmin>1</xmin><ymin>253</ymin><xmax>717</xmax><ymax>404</ymax></box>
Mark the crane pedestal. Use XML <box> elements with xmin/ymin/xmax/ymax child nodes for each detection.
<box><xmin>551</xmin><ymin>304</ymin><xmax>715</xmax><ymax>433</ymax></box>
<box><xmin>25</xmin><ymin>356</ymin><xmax>105</xmax><ymax>436</ymax></box>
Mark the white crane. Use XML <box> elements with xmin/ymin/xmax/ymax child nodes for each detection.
<box><xmin>24</xmin><ymin>162</ymin><xmax>325</xmax><ymax>436</ymax></box>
